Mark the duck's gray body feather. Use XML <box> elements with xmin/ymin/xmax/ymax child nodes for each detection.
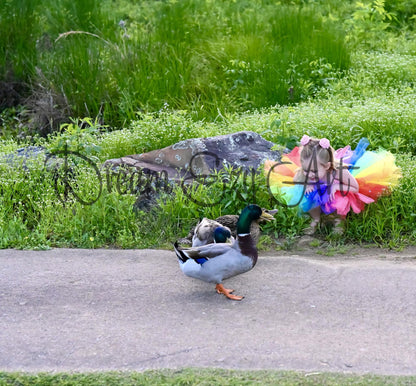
<box><xmin>179</xmin><ymin>247</ymin><xmax>253</xmax><ymax>283</ymax></box>
<box><xmin>174</xmin><ymin>235</ymin><xmax>257</xmax><ymax>284</ymax></box>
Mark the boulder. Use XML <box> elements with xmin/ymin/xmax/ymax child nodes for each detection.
<box><xmin>104</xmin><ymin>131</ymin><xmax>280</xmax><ymax>181</ymax></box>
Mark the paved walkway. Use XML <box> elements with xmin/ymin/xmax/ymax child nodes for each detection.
<box><xmin>1</xmin><ymin>247</ymin><xmax>416</xmax><ymax>375</ymax></box>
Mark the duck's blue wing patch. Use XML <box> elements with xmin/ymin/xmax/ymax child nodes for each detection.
<box><xmin>195</xmin><ymin>258</ymin><xmax>208</xmax><ymax>265</ymax></box>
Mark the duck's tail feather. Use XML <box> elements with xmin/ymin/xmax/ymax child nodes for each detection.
<box><xmin>173</xmin><ymin>241</ymin><xmax>189</xmax><ymax>263</ymax></box>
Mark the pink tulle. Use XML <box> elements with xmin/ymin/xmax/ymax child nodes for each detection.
<box><xmin>324</xmin><ymin>191</ymin><xmax>375</xmax><ymax>216</ymax></box>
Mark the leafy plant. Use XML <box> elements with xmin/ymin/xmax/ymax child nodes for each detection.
<box><xmin>345</xmin><ymin>0</ymin><xmax>398</xmax><ymax>47</ymax></box>
<box><xmin>48</xmin><ymin>117</ymin><xmax>103</xmax><ymax>155</ymax></box>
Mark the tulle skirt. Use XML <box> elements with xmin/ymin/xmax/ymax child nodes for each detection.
<box><xmin>264</xmin><ymin>139</ymin><xmax>401</xmax><ymax>216</ymax></box>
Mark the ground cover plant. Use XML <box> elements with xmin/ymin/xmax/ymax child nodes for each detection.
<box><xmin>1</xmin><ymin>0</ymin><xmax>416</xmax><ymax>249</ymax></box>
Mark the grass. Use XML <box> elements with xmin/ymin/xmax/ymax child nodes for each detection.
<box><xmin>0</xmin><ymin>0</ymin><xmax>39</xmax><ymax>82</ymax></box>
<box><xmin>2</xmin><ymin>76</ymin><xmax>416</xmax><ymax>249</ymax></box>
<box><xmin>0</xmin><ymin>0</ymin><xmax>416</xmax><ymax>249</ymax></box>
<box><xmin>0</xmin><ymin>133</ymin><xmax>413</xmax><ymax>249</ymax></box>
<box><xmin>1</xmin><ymin>0</ymin><xmax>351</xmax><ymax>128</ymax></box>
<box><xmin>1</xmin><ymin>369</ymin><xmax>416</xmax><ymax>385</ymax></box>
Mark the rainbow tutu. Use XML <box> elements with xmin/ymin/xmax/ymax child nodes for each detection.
<box><xmin>264</xmin><ymin>139</ymin><xmax>401</xmax><ymax>216</ymax></box>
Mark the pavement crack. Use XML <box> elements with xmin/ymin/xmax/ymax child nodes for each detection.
<box><xmin>128</xmin><ymin>346</ymin><xmax>205</xmax><ymax>365</ymax></box>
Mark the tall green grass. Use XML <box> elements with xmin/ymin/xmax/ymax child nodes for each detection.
<box><xmin>1</xmin><ymin>0</ymin><xmax>351</xmax><ymax>128</ymax></box>
<box><xmin>0</xmin><ymin>0</ymin><xmax>40</xmax><ymax>82</ymax></box>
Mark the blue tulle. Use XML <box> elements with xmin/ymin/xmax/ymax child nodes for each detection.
<box><xmin>281</xmin><ymin>182</ymin><xmax>331</xmax><ymax>213</ymax></box>
<box><xmin>344</xmin><ymin>138</ymin><xmax>370</xmax><ymax>170</ymax></box>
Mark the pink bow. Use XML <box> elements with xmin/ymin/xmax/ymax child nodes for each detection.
<box><xmin>319</xmin><ymin>138</ymin><xmax>330</xmax><ymax>149</ymax></box>
<box><xmin>300</xmin><ymin>135</ymin><xmax>310</xmax><ymax>146</ymax></box>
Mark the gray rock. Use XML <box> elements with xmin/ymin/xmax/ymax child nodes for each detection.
<box><xmin>104</xmin><ymin>131</ymin><xmax>281</xmax><ymax>182</ymax></box>
<box><xmin>3</xmin><ymin>146</ymin><xmax>48</xmax><ymax>168</ymax></box>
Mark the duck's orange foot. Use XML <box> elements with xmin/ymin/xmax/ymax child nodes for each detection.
<box><xmin>215</xmin><ymin>283</ymin><xmax>244</xmax><ymax>301</ymax></box>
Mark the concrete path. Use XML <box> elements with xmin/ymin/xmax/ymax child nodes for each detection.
<box><xmin>1</xmin><ymin>247</ymin><xmax>416</xmax><ymax>375</ymax></box>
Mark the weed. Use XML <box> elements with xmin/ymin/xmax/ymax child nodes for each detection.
<box><xmin>309</xmin><ymin>239</ymin><xmax>321</xmax><ymax>248</ymax></box>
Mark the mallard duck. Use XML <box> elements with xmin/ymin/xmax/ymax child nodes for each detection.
<box><xmin>173</xmin><ymin>204</ymin><xmax>267</xmax><ymax>301</ymax></box>
<box><xmin>186</xmin><ymin>208</ymin><xmax>276</xmax><ymax>247</ymax></box>
<box><xmin>191</xmin><ymin>218</ymin><xmax>235</xmax><ymax>246</ymax></box>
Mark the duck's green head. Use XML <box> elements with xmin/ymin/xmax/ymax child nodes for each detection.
<box><xmin>236</xmin><ymin>204</ymin><xmax>264</xmax><ymax>235</ymax></box>
<box><xmin>237</xmin><ymin>204</ymin><xmax>276</xmax><ymax>234</ymax></box>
